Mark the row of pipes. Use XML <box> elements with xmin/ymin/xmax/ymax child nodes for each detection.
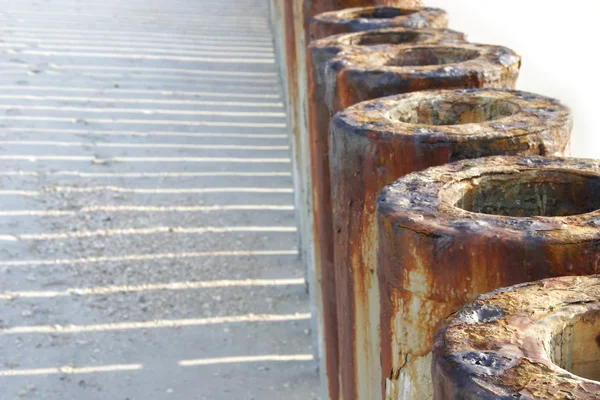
<box><xmin>268</xmin><ymin>1</ymin><xmax>600</xmax><ymax>399</ymax></box>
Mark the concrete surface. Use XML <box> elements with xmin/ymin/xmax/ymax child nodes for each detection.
<box><xmin>0</xmin><ymin>0</ymin><xmax>320</xmax><ymax>399</ymax></box>
<box><xmin>427</xmin><ymin>0</ymin><xmax>600</xmax><ymax>159</ymax></box>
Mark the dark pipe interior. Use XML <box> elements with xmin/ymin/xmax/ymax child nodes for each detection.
<box><xmin>384</xmin><ymin>47</ymin><xmax>479</xmax><ymax>67</ymax></box>
<box><xmin>357</xmin><ymin>7</ymin><xmax>416</xmax><ymax>19</ymax></box>
<box><xmin>451</xmin><ymin>171</ymin><xmax>600</xmax><ymax>217</ymax></box>
<box><xmin>392</xmin><ymin>97</ymin><xmax>519</xmax><ymax>125</ymax></box>
<box><xmin>349</xmin><ymin>31</ymin><xmax>432</xmax><ymax>46</ymax></box>
<box><xmin>552</xmin><ymin>310</ymin><xmax>600</xmax><ymax>381</ymax></box>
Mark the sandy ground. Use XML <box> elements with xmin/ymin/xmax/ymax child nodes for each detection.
<box><xmin>0</xmin><ymin>0</ymin><xmax>320</xmax><ymax>399</ymax></box>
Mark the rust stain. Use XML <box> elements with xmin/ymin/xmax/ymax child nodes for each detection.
<box><xmin>433</xmin><ymin>275</ymin><xmax>600</xmax><ymax>399</ymax></box>
<box><xmin>283</xmin><ymin>2</ymin><xmax>298</xmax><ymax>112</ymax></box>
<box><xmin>379</xmin><ymin>155</ymin><xmax>600</xmax><ymax>399</ymax></box>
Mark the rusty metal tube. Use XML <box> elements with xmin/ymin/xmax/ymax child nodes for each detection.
<box><xmin>307</xmin><ymin>28</ymin><xmax>465</xmax><ymax>400</ymax></box>
<box><xmin>332</xmin><ymin>90</ymin><xmax>572</xmax><ymax>400</ymax></box>
<box><xmin>433</xmin><ymin>275</ymin><xmax>600</xmax><ymax>399</ymax></box>
<box><xmin>310</xmin><ymin>6</ymin><xmax>448</xmax><ymax>40</ymax></box>
<box><xmin>378</xmin><ymin>155</ymin><xmax>600</xmax><ymax>399</ymax></box>
<box><xmin>322</xmin><ymin>42</ymin><xmax>519</xmax><ymax>400</ymax></box>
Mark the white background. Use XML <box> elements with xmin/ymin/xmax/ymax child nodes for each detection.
<box><xmin>427</xmin><ymin>0</ymin><xmax>599</xmax><ymax>158</ymax></box>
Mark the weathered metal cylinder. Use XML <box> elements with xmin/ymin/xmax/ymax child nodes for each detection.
<box><xmin>310</xmin><ymin>6</ymin><xmax>448</xmax><ymax>40</ymax></box>
<box><xmin>322</xmin><ymin>43</ymin><xmax>521</xmax><ymax>400</ymax></box>
<box><xmin>378</xmin><ymin>155</ymin><xmax>600</xmax><ymax>399</ymax></box>
<box><xmin>325</xmin><ymin>42</ymin><xmax>522</xmax><ymax>112</ymax></box>
<box><xmin>307</xmin><ymin>28</ymin><xmax>466</xmax><ymax>400</ymax></box>
<box><xmin>433</xmin><ymin>275</ymin><xmax>600</xmax><ymax>399</ymax></box>
<box><xmin>332</xmin><ymin>90</ymin><xmax>572</xmax><ymax>400</ymax></box>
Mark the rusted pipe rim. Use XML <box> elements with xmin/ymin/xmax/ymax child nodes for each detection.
<box><xmin>329</xmin><ymin>42</ymin><xmax>520</xmax><ymax>77</ymax></box>
<box><xmin>378</xmin><ymin>156</ymin><xmax>600</xmax><ymax>240</ymax></box>
<box><xmin>310</xmin><ymin>27</ymin><xmax>466</xmax><ymax>50</ymax></box>
<box><xmin>334</xmin><ymin>89</ymin><xmax>570</xmax><ymax>139</ymax></box>
<box><xmin>312</xmin><ymin>6</ymin><xmax>446</xmax><ymax>27</ymax></box>
<box><xmin>433</xmin><ymin>275</ymin><xmax>600</xmax><ymax>398</ymax></box>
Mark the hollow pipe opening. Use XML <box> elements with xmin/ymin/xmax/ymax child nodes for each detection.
<box><xmin>384</xmin><ymin>47</ymin><xmax>480</xmax><ymax>67</ymax></box>
<box><xmin>353</xmin><ymin>7</ymin><xmax>417</xmax><ymax>19</ymax></box>
<box><xmin>348</xmin><ymin>31</ymin><xmax>433</xmax><ymax>46</ymax></box>
<box><xmin>552</xmin><ymin>309</ymin><xmax>600</xmax><ymax>381</ymax></box>
<box><xmin>390</xmin><ymin>97</ymin><xmax>520</xmax><ymax>125</ymax></box>
<box><xmin>445</xmin><ymin>170</ymin><xmax>600</xmax><ymax>217</ymax></box>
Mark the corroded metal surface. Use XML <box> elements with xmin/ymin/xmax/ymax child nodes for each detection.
<box><xmin>378</xmin><ymin>155</ymin><xmax>600</xmax><ymax>399</ymax></box>
<box><xmin>433</xmin><ymin>275</ymin><xmax>600</xmax><ymax>399</ymax></box>
<box><xmin>310</xmin><ymin>6</ymin><xmax>447</xmax><ymax>40</ymax></box>
<box><xmin>307</xmin><ymin>29</ymin><xmax>466</xmax><ymax>400</ymax></box>
<box><xmin>334</xmin><ymin>91</ymin><xmax>573</xmax><ymax>400</ymax></box>
<box><xmin>322</xmin><ymin>42</ymin><xmax>519</xmax><ymax>400</ymax></box>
